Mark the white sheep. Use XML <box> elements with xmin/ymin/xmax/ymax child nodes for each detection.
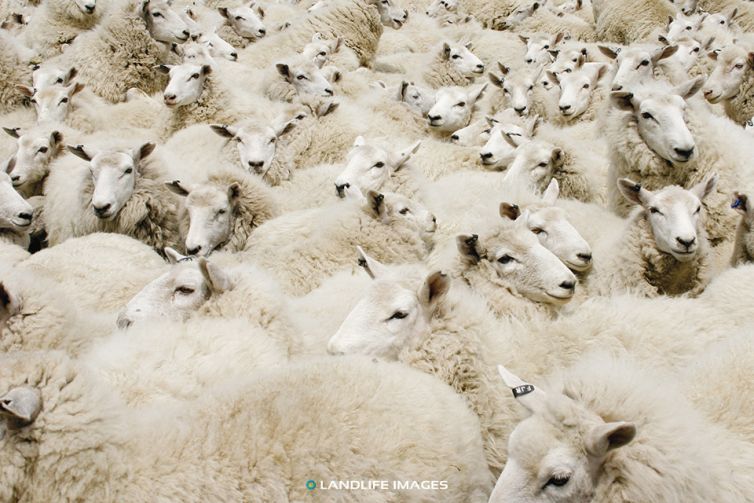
<box><xmin>589</xmin><ymin>176</ymin><xmax>717</xmax><ymax>297</ymax></box>
<box><xmin>544</xmin><ymin>57</ymin><xmax>610</xmax><ymax>124</ymax></box>
<box><xmin>0</xmin><ymin>32</ymin><xmax>32</xmax><ymax>114</ymax></box>
<box><xmin>702</xmin><ymin>44</ymin><xmax>754</xmax><ymax>125</ymax></box>
<box><xmin>730</xmin><ymin>191</ymin><xmax>754</xmax><ymax>265</ymax></box>
<box><xmin>591</xmin><ymin>0</ymin><xmax>676</xmax><ymax>44</ymax></box>
<box><xmin>427</xmin><ymin>83</ymin><xmax>487</xmax><ymax>134</ymax></box>
<box><xmin>0</xmin><ymin>351</ymin><xmax>492</xmax><ymax>502</ymax></box>
<box><xmin>166</xmin><ymin>167</ymin><xmax>279</xmax><ymax>256</ymax></box>
<box><xmin>491</xmin><ymin>354</ymin><xmax>754</xmax><ymax>502</ymax></box>
<box><xmin>377</xmin><ymin>41</ymin><xmax>486</xmax><ymax>88</ymax></box>
<box><xmin>43</xmin><ymin>141</ymin><xmax>182</xmax><ymax>252</ymax></box>
<box><xmin>0</xmin><ymin>158</ymin><xmax>33</xmax><ymax>248</ymax></box>
<box><xmin>242</xmin><ymin>190</ymin><xmax>436</xmax><ymax>295</ymax></box>
<box><xmin>23</xmin><ymin>0</ymin><xmax>107</xmax><ymax>58</ymax></box>
<box><xmin>698</xmin><ymin>0</ymin><xmax>754</xmax><ymax>31</ymax></box>
<box><xmin>2</xmin><ymin>125</ymin><xmax>69</xmax><ymax>198</ymax></box>
<box><xmin>514</xmin><ymin>4</ymin><xmax>598</xmax><ymax>42</ymax></box>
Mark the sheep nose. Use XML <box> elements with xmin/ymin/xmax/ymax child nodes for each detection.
<box><xmin>17</xmin><ymin>211</ymin><xmax>32</xmax><ymax>221</ymax></box>
<box><xmin>324</xmin><ymin>88</ymin><xmax>334</xmax><ymax>96</ymax></box>
<box><xmin>93</xmin><ymin>203</ymin><xmax>111</xmax><ymax>216</ymax></box>
<box><xmin>674</xmin><ymin>147</ymin><xmax>694</xmax><ymax>159</ymax></box>
<box><xmin>10</xmin><ymin>175</ymin><xmax>20</xmax><ymax>182</ymax></box>
<box><xmin>577</xmin><ymin>252</ymin><xmax>592</xmax><ymax>263</ymax></box>
<box><xmin>703</xmin><ymin>89</ymin><xmax>714</xmax><ymax>97</ymax></box>
<box><xmin>258</xmin><ymin>29</ymin><xmax>266</xmax><ymax>36</ymax></box>
<box><xmin>182</xmin><ymin>30</ymin><xmax>190</xmax><ymax>37</ymax></box>
<box><xmin>514</xmin><ymin>106</ymin><xmax>526</xmax><ymax>114</ymax></box>
<box><xmin>450</xmin><ymin>134</ymin><xmax>460</xmax><ymax>142</ymax></box>
<box><xmin>611</xmin><ymin>84</ymin><xmax>623</xmax><ymax>91</ymax></box>
<box><xmin>480</xmin><ymin>152</ymin><xmax>493</xmax><ymax>160</ymax></box>
<box><xmin>428</xmin><ymin>114</ymin><xmax>441</xmax><ymax>121</ymax></box>
<box><xmin>164</xmin><ymin>93</ymin><xmax>176</xmax><ymax>103</ymax></box>
<box><xmin>247</xmin><ymin>160</ymin><xmax>264</xmax><ymax>171</ymax></box>
<box><xmin>676</xmin><ymin>236</ymin><xmax>696</xmax><ymax>249</ymax></box>
<box><xmin>116</xmin><ymin>314</ymin><xmax>133</xmax><ymax>329</ymax></box>
<box><xmin>525</xmin><ymin>58</ymin><xmax>533</xmax><ymax>64</ymax></box>
<box><xmin>559</xmin><ymin>280</ymin><xmax>576</xmax><ymax>291</ymax></box>
<box><xmin>230</xmin><ymin>52</ymin><xmax>238</xmax><ymax>59</ymax></box>
<box><xmin>476</xmin><ymin>64</ymin><xmax>484</xmax><ymax>69</ymax></box>
<box><xmin>187</xmin><ymin>245</ymin><xmax>202</xmax><ymax>255</ymax></box>
<box><xmin>335</xmin><ymin>182</ymin><xmax>350</xmax><ymax>198</ymax></box>
<box><xmin>560</xmin><ymin>104</ymin><xmax>571</xmax><ymax>111</ymax></box>
<box><xmin>85</xmin><ymin>4</ymin><xmax>95</xmax><ymax>12</ymax></box>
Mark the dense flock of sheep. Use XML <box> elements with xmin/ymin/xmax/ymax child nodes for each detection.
<box><xmin>2</xmin><ymin>0</ymin><xmax>754</xmax><ymax>500</ymax></box>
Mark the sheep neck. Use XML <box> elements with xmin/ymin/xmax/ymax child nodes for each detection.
<box><xmin>725</xmin><ymin>68</ymin><xmax>754</xmax><ymax>124</ymax></box>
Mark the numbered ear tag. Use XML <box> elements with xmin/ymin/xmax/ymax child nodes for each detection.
<box><xmin>512</xmin><ymin>384</ymin><xmax>535</xmax><ymax>398</ymax></box>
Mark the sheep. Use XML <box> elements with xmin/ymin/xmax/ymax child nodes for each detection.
<box><xmin>698</xmin><ymin>0</ymin><xmax>754</xmax><ymax>31</ymax></box>
<box><xmin>264</xmin><ymin>56</ymin><xmax>337</xmax><ymax>103</ymax></box>
<box><xmin>591</xmin><ymin>0</ymin><xmax>676</xmax><ymax>44</ymax></box>
<box><xmin>514</xmin><ymin>5</ymin><xmax>598</xmax><ymax>42</ymax></box>
<box><xmin>58</xmin><ymin>0</ymin><xmax>188</xmax><ymax>102</ymax></box>
<box><xmin>43</xmin><ymin>141</ymin><xmax>182</xmax><ymax>252</ymax></box>
<box><xmin>731</xmin><ymin>192</ymin><xmax>754</xmax><ymax>265</ymax></box>
<box><xmin>17</xmin><ymin>233</ymin><xmax>167</xmax><ymax>312</ymax></box>
<box><xmin>486</xmin><ymin>63</ymin><xmax>545</xmax><ymax>116</ymax></box>
<box><xmin>242</xmin><ymin>190</ymin><xmax>436</xmax><ymax>295</ymax></box>
<box><xmin>0</xmin><ymin>32</ymin><xmax>32</xmax><ymax>114</ymax></box>
<box><xmin>589</xmin><ymin>176</ymin><xmax>717</xmax><ymax>298</ymax></box>
<box><xmin>216</xmin><ymin>2</ymin><xmax>267</xmax><ymax>49</ymax></box>
<box><xmin>490</xmin><ymin>354</ymin><xmax>754</xmax><ymax>502</ymax></box>
<box><xmin>377</xmin><ymin>41</ymin><xmax>486</xmax><ymax>88</ymax></box>
<box><xmin>600</xmin><ymin>42</ymin><xmax>700</xmax><ymax>92</ymax></box>
<box><xmin>2</xmin><ymin>125</ymin><xmax>68</xmax><ymax>198</ymax></box>
<box><xmin>702</xmin><ymin>44</ymin><xmax>754</xmax><ymax>125</ymax></box>
<box><xmin>0</xmin><ymin>158</ymin><xmax>33</xmax><ymax>248</ymax></box>
<box><xmin>427</xmin><ymin>83</ymin><xmax>487</xmax><ymax>134</ymax></box>
<box><xmin>456</xmin><ymin>0</ymin><xmax>517</xmax><ymax>30</ymax></box>
<box><xmin>542</xmin><ymin>58</ymin><xmax>609</xmax><ymax>124</ymax></box>
<box><xmin>605</xmin><ymin>78</ymin><xmax>747</xmax><ymax>247</ymax></box>
<box><xmin>23</xmin><ymin>0</ymin><xmax>106</xmax><ymax>59</ymax></box>
<box><xmin>0</xmin><ymin>351</ymin><xmax>492</xmax><ymax>502</ymax></box>
<box><xmin>167</xmin><ymin>168</ymin><xmax>279</xmax><ymax>256</ymax></box>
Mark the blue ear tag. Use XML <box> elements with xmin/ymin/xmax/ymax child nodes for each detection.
<box><xmin>732</xmin><ymin>198</ymin><xmax>743</xmax><ymax>209</ymax></box>
<box><xmin>512</xmin><ymin>384</ymin><xmax>535</xmax><ymax>398</ymax></box>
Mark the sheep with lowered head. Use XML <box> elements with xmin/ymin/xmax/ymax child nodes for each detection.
<box><xmin>43</xmin><ymin>142</ymin><xmax>182</xmax><ymax>252</ymax></box>
<box><xmin>23</xmin><ymin>0</ymin><xmax>108</xmax><ymax>58</ymax></box>
<box><xmin>702</xmin><ymin>44</ymin><xmax>754</xmax><ymax>125</ymax></box>
<box><xmin>490</xmin><ymin>355</ymin><xmax>754</xmax><ymax>502</ymax></box>
<box><xmin>589</xmin><ymin>176</ymin><xmax>717</xmax><ymax>298</ymax></box>
<box><xmin>167</xmin><ymin>168</ymin><xmax>279</xmax><ymax>256</ymax></box>
<box><xmin>0</xmin><ymin>351</ymin><xmax>492</xmax><ymax>502</ymax></box>
<box><xmin>243</xmin><ymin>190</ymin><xmax>437</xmax><ymax>295</ymax></box>
<box><xmin>0</xmin><ymin>158</ymin><xmax>33</xmax><ymax>248</ymax></box>
<box><xmin>591</xmin><ymin>0</ymin><xmax>676</xmax><ymax>44</ymax></box>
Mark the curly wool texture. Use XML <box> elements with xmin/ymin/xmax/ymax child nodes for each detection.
<box><xmin>63</xmin><ymin>0</ymin><xmax>176</xmax><ymax>102</ymax></box>
<box><xmin>604</xmin><ymin>103</ymin><xmax>740</xmax><ymax>246</ymax></box>
<box><xmin>591</xmin><ymin>0</ymin><xmax>675</xmax><ymax>44</ymax></box>
<box><xmin>457</xmin><ymin>0</ymin><xmax>516</xmax><ymax>29</ymax></box>
<box><xmin>731</xmin><ymin>218</ymin><xmax>754</xmax><ymax>266</ymax></box>
<box><xmin>0</xmin><ymin>228</ymin><xmax>29</xmax><ymax>249</ymax></box>
<box><xmin>178</xmin><ymin>169</ymin><xmax>280</xmax><ymax>253</ymax></box>
<box><xmin>514</xmin><ymin>9</ymin><xmax>598</xmax><ymax>42</ymax></box>
<box><xmin>590</xmin><ymin>209</ymin><xmax>713</xmax><ymax>298</ymax></box>
<box><xmin>24</xmin><ymin>0</ymin><xmax>105</xmax><ymax>59</ymax></box>
<box><xmin>160</xmin><ymin>76</ymin><xmax>240</xmax><ymax>140</ymax></box>
<box><xmin>0</xmin><ymin>353</ymin><xmax>491</xmax><ymax>502</ymax></box>
<box><xmin>0</xmin><ymin>36</ymin><xmax>31</xmax><ymax>114</ymax></box>
<box><xmin>243</xmin><ymin>199</ymin><xmax>432</xmax><ymax>295</ymax></box>
<box><xmin>722</xmin><ymin>55</ymin><xmax>754</xmax><ymax>124</ymax></box>
<box><xmin>423</xmin><ymin>54</ymin><xmax>477</xmax><ymax>88</ymax></box>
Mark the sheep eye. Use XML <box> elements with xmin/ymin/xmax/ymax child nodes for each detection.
<box><xmin>60</xmin><ymin>97</ymin><xmax>69</xmax><ymax>103</ymax></box>
<box><xmin>218</xmin><ymin>209</ymin><xmax>227</xmax><ymax>215</ymax></box>
<box><xmin>190</xmin><ymin>73</ymin><xmax>200</xmax><ymax>79</ymax></box>
<box><xmin>544</xmin><ymin>475</ymin><xmax>570</xmax><ymax>488</ymax></box>
<box><xmin>455</xmin><ymin>101</ymin><xmax>466</xmax><ymax>107</ymax></box>
<box><xmin>296</xmin><ymin>74</ymin><xmax>308</xmax><ymax>80</ymax></box>
<box><xmin>124</xmin><ymin>168</ymin><xmax>133</xmax><ymax>174</ymax></box>
<box><xmin>735</xmin><ymin>63</ymin><xmax>744</xmax><ymax>69</ymax></box>
<box><xmin>692</xmin><ymin>47</ymin><xmax>700</xmax><ymax>52</ymax></box>
<box><xmin>38</xmin><ymin>146</ymin><xmax>48</xmax><ymax>154</ymax></box>
<box><xmin>498</xmin><ymin>254</ymin><xmax>514</xmax><ymax>264</ymax></box>
<box><xmin>649</xmin><ymin>207</ymin><xmax>662</xmax><ymax>214</ymax></box>
<box><xmin>374</xmin><ymin>161</ymin><xmax>385</xmax><ymax>168</ymax></box>
<box><xmin>30</xmin><ymin>98</ymin><xmax>37</xmax><ymax>104</ymax></box>
<box><xmin>582</xmin><ymin>83</ymin><xmax>589</xmax><ymax>89</ymax></box>
<box><xmin>399</xmin><ymin>207</ymin><xmax>410</xmax><ymax>214</ymax></box>
<box><xmin>686</xmin><ymin>25</ymin><xmax>692</xmax><ymax>30</ymax></box>
<box><xmin>55</xmin><ymin>77</ymin><xmax>64</xmax><ymax>84</ymax></box>
<box><xmin>695</xmin><ymin>206</ymin><xmax>701</xmax><ymax>214</ymax></box>
<box><xmin>483</xmin><ymin>128</ymin><xmax>491</xmax><ymax>134</ymax></box>
<box><xmin>531</xmin><ymin>227</ymin><xmax>544</xmax><ymax>234</ymax></box>
<box><xmin>641</xmin><ymin>112</ymin><xmax>654</xmax><ymax>120</ymax></box>
<box><xmin>388</xmin><ymin>311</ymin><xmax>407</xmax><ymax>320</ymax></box>
<box><xmin>528</xmin><ymin>85</ymin><xmax>534</xmax><ymax>90</ymax></box>
<box><xmin>175</xmin><ymin>286</ymin><xmax>195</xmax><ymax>295</ymax></box>
<box><xmin>565</xmin><ymin>68</ymin><xmax>572</xmax><ymax>73</ymax></box>
<box><xmin>543</xmin><ymin>44</ymin><xmax>549</xmax><ymax>49</ymax></box>
<box><xmin>451</xmin><ymin>54</ymin><xmax>461</xmax><ymax>59</ymax></box>
<box><xmin>235</xmin><ymin>15</ymin><xmax>244</xmax><ymax>20</ymax></box>
<box><xmin>319</xmin><ymin>51</ymin><xmax>326</xmax><ymax>56</ymax></box>
<box><xmin>537</xmin><ymin>161</ymin><xmax>548</xmax><ymax>167</ymax></box>
<box><xmin>152</xmin><ymin>11</ymin><xmax>162</xmax><ymax>17</ymax></box>
<box><xmin>269</xmin><ymin>137</ymin><xmax>276</xmax><ymax>143</ymax></box>
<box><xmin>720</xmin><ymin>20</ymin><xmax>725</xmax><ymax>24</ymax></box>
<box><xmin>640</xmin><ymin>60</ymin><xmax>649</xmax><ymax>66</ymax></box>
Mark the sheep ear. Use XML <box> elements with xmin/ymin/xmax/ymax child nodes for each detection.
<box><xmin>595</xmin><ymin>63</ymin><xmax>609</xmax><ymax>82</ymax></box>
<box><xmin>707</xmin><ymin>50</ymin><xmax>718</xmax><ymax>61</ymax></box>
<box><xmin>456</xmin><ymin>234</ymin><xmax>483</xmax><ymax>264</ymax></box>
<box><xmin>542</xmin><ymin>178</ymin><xmax>559</xmax><ymax>204</ymax></box>
<box><xmin>394</xmin><ymin>140</ymin><xmax>421</xmax><ymax>169</ymax></box>
<box><xmin>16</xmin><ymin>85</ymin><xmax>34</xmax><ymax>97</ymax></box>
<box><xmin>227</xmin><ymin>182</ymin><xmax>241</xmax><ymax>201</ymax></box>
<box><xmin>67</xmin><ymin>144</ymin><xmax>95</xmax><ymax>161</ymax></box>
<box><xmin>0</xmin><ymin>386</ymin><xmax>42</xmax><ymax>428</ymax></box>
<box><xmin>500</xmin><ymin>203</ymin><xmax>520</xmax><ymax>220</ymax></box>
<box><xmin>673</xmin><ymin>76</ymin><xmax>704</xmax><ymax>100</ymax></box>
<box><xmin>690</xmin><ymin>173</ymin><xmax>718</xmax><ymax>201</ymax></box>
<box><xmin>218</xmin><ymin>7</ymin><xmax>230</xmax><ymax>18</ymax></box>
<box><xmin>419</xmin><ymin>271</ymin><xmax>449</xmax><ymax>307</ymax></box>
<box><xmin>3</xmin><ymin>127</ymin><xmax>20</xmax><ymax>139</ymax></box>
<box><xmin>546</xmin><ymin>70</ymin><xmax>559</xmax><ymax>85</ymax></box>
<box><xmin>442</xmin><ymin>42</ymin><xmax>451</xmax><ymax>60</ymax></box>
<box><xmin>467</xmin><ymin>83</ymin><xmax>487</xmax><ymax>104</ymax></box>
<box><xmin>398</xmin><ymin>80</ymin><xmax>410</xmax><ymax>100</ymax></box>
<box><xmin>610</xmin><ymin>91</ymin><xmax>635</xmax><ymax>111</ymax></box>
<box><xmin>497</xmin><ymin>62</ymin><xmax>510</xmax><ymax>75</ymax></box>
<box><xmin>653</xmin><ymin>44</ymin><xmax>678</xmax><ymax>63</ymax></box>
<box><xmin>585</xmin><ymin>421</ymin><xmax>636</xmax><ymax>458</ymax></box>
<box><xmin>198</xmin><ymin>258</ymin><xmax>232</xmax><ymax>294</ymax></box>
<box><xmin>657</xmin><ymin>34</ymin><xmax>669</xmax><ymax>46</ymax></box>
<box><xmin>617</xmin><ymin>178</ymin><xmax>651</xmax><ymax>206</ymax></box>
<box><xmin>554</xmin><ymin>32</ymin><xmax>564</xmax><ymax>45</ymax></box>
<box><xmin>356</xmin><ymin>245</ymin><xmax>388</xmax><ymax>279</ymax></box>
<box><xmin>210</xmin><ymin>124</ymin><xmax>238</xmax><ymax>139</ymax></box>
<box><xmin>518</xmin><ymin>35</ymin><xmax>529</xmax><ymax>45</ymax></box>
<box><xmin>165</xmin><ymin>180</ymin><xmax>190</xmax><ymax>197</ymax></box>
<box><xmin>352</xmin><ymin>135</ymin><xmax>366</xmax><ymax>147</ymax></box>
<box><xmin>50</xmin><ymin>131</ymin><xmax>62</xmax><ymax>146</ymax></box>
<box><xmin>164</xmin><ymin>247</ymin><xmax>187</xmax><ymax>264</ymax></box>
<box><xmin>255</xmin><ymin>5</ymin><xmax>265</xmax><ymax>18</ymax></box>
<box><xmin>200</xmin><ymin>65</ymin><xmax>212</xmax><ymax>76</ymax></box>
<box><xmin>0</xmin><ymin>282</ymin><xmax>13</xmax><ymax>314</ymax></box>
<box><xmin>276</xmin><ymin>63</ymin><xmax>291</xmax><ymax>79</ymax></box>
<box><xmin>496</xmin><ymin>363</ymin><xmax>547</xmax><ymax>415</ymax></box>
<box><xmin>155</xmin><ymin>64</ymin><xmax>172</xmax><ymax>74</ymax></box>
<box><xmin>275</xmin><ymin>118</ymin><xmax>297</xmax><ymax>137</ymax></box>
<box><xmin>3</xmin><ymin>157</ymin><xmax>15</xmax><ymax>174</ymax></box>
<box><xmin>732</xmin><ymin>192</ymin><xmax>750</xmax><ymax>216</ymax></box>
<box><xmin>550</xmin><ymin>147</ymin><xmax>564</xmax><ymax>168</ymax></box>
<box><xmin>132</xmin><ymin>142</ymin><xmax>156</xmax><ymax>163</ymax></box>
<box><xmin>366</xmin><ymin>190</ymin><xmax>386</xmax><ymax>219</ymax></box>
<box><xmin>598</xmin><ymin>45</ymin><xmax>618</xmax><ymax>60</ymax></box>
<box><xmin>488</xmin><ymin>72</ymin><xmax>504</xmax><ymax>88</ymax></box>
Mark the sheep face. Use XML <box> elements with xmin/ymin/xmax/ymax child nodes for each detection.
<box><xmin>521</xmin><ymin>34</ymin><xmax>562</xmax><ymax>67</ymax></box>
<box><xmin>457</xmin><ymin>218</ymin><xmax>577</xmax><ymax>304</ymax></box>
<box><xmin>489</xmin><ymin>65</ymin><xmax>538</xmax><ymax>116</ymax></box>
<box><xmin>610</xmin><ymin>79</ymin><xmax>703</xmax><ymax>165</ymax></box>
<box><xmin>68</xmin><ymin>143</ymin><xmax>156</xmax><ymax>220</ymax></box>
<box><xmin>450</xmin><ymin>120</ymin><xmax>489</xmax><ymax>146</ymax></box>
<box><xmin>397</xmin><ymin>81</ymin><xmax>435</xmax><ymax>116</ymax></box>
<box><xmin>172</xmin><ymin>182</ymin><xmax>240</xmax><ymax>256</ymax></box>
<box><xmin>71</xmin><ymin>0</ymin><xmax>97</xmax><ymax>15</ymax></box>
<box><xmin>479</xmin><ymin>123</ymin><xmax>529</xmax><ymax>168</ymax></box>
<box><xmin>669</xmin><ymin>0</ymin><xmax>698</xmax><ymax>16</ymax></box>
<box><xmin>302</xmin><ymin>34</ymin><xmax>340</xmax><ymax>67</ymax></box>
<box><xmin>549</xmin><ymin>62</ymin><xmax>607</xmax><ymax>118</ymax></box>
<box><xmin>178</xmin><ymin>40</ymin><xmax>214</xmax><ymax>64</ymax></box>
<box><xmin>549</xmin><ymin>0</ymin><xmax>582</xmax><ymax>14</ymax></box>
<box><xmin>601</xmin><ymin>45</ymin><xmax>677</xmax><ymax>92</ymax></box>
<box><xmin>160</xmin><ymin>63</ymin><xmax>212</xmax><ymax>107</ymax></box>
<box><xmin>664</xmin><ymin>37</ymin><xmax>707</xmax><ymax>73</ymax></box>
<box><xmin>618</xmin><ymin>176</ymin><xmax>717</xmax><ymax>262</ymax></box>
<box><xmin>218</xmin><ymin>3</ymin><xmax>266</xmax><ymax>39</ymax></box>
<box><xmin>703</xmin><ymin>46</ymin><xmax>752</xmax><ymax>104</ymax></box>
<box><xmin>441</xmin><ymin>42</ymin><xmax>485</xmax><ymax>76</ymax></box>
<box><xmin>31</xmin><ymin>65</ymin><xmax>77</xmax><ymax>90</ymax></box>
<box><xmin>116</xmin><ymin>254</ymin><xmax>230</xmax><ymax>328</ymax></box>
<box><xmin>425</xmin><ymin>0</ymin><xmax>456</xmax><ymax>17</ymax></box>
<box><xmin>501</xmin><ymin>0</ymin><xmax>540</xmax><ymax>28</ymax></box>
<box><xmin>665</xmin><ymin>13</ymin><xmax>701</xmax><ymax>41</ymax></box>
<box><xmin>504</xmin><ymin>140</ymin><xmax>563</xmax><ymax>194</ymax></box>
<box><xmin>24</xmin><ymin>83</ymin><xmax>84</xmax><ymax>124</ymax></box>
<box><xmin>427</xmin><ymin>85</ymin><xmax>486</xmax><ymax>132</ymax></box>
<box><xmin>141</xmin><ymin>0</ymin><xmax>190</xmax><ymax>44</ymax></box>
<box><xmin>199</xmin><ymin>32</ymin><xmax>237</xmax><ymax>61</ymax></box>
<box><xmin>334</xmin><ymin>137</ymin><xmax>421</xmax><ymax>197</ymax></box>
<box><xmin>276</xmin><ymin>60</ymin><xmax>334</xmax><ymax>98</ymax></box>
<box><xmin>367</xmin><ymin>191</ymin><xmax>437</xmax><ymax>244</ymax></box>
<box><xmin>701</xmin><ymin>9</ymin><xmax>736</xmax><ymax>31</ymax></box>
<box><xmin>490</xmin><ymin>365</ymin><xmax>636</xmax><ymax>503</ymax></box>
<box><xmin>2</xmin><ymin>128</ymin><xmax>62</xmax><ymax>190</ymax></box>
<box><xmin>367</xmin><ymin>0</ymin><xmax>408</xmax><ymax>29</ymax></box>
<box><xmin>0</xmin><ymin>164</ymin><xmax>33</xmax><ymax>231</ymax></box>
<box><xmin>210</xmin><ymin>116</ymin><xmax>298</xmax><ymax>177</ymax></box>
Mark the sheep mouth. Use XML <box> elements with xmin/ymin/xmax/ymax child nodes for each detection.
<box><xmin>391</xmin><ymin>19</ymin><xmax>404</xmax><ymax>29</ymax></box>
<box><xmin>564</xmin><ymin>260</ymin><xmax>591</xmax><ymax>272</ymax></box>
<box><xmin>11</xmin><ymin>219</ymin><xmax>31</xmax><ymax>228</ymax></box>
<box><xmin>473</xmin><ymin>68</ymin><xmax>485</xmax><ymax>74</ymax></box>
<box><xmin>560</xmin><ymin>110</ymin><xmax>574</xmax><ymax>117</ymax></box>
<box><xmin>545</xmin><ymin>291</ymin><xmax>574</xmax><ymax>302</ymax></box>
<box><xmin>705</xmin><ymin>93</ymin><xmax>722</xmax><ymax>104</ymax></box>
<box><xmin>481</xmin><ymin>158</ymin><xmax>498</xmax><ymax>166</ymax></box>
<box><xmin>671</xmin><ymin>248</ymin><xmax>696</xmax><ymax>258</ymax></box>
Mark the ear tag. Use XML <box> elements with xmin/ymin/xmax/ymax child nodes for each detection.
<box><xmin>512</xmin><ymin>384</ymin><xmax>535</xmax><ymax>397</ymax></box>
